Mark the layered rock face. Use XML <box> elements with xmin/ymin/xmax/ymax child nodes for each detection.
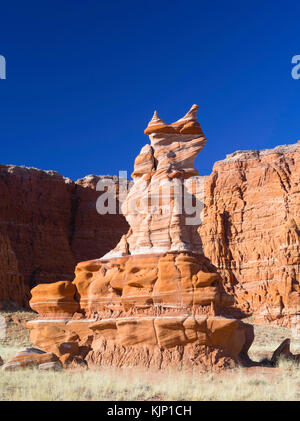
<box><xmin>28</xmin><ymin>106</ymin><xmax>254</xmax><ymax>370</ymax></box>
<box><xmin>200</xmin><ymin>144</ymin><xmax>300</xmax><ymax>328</ymax></box>
<box><xmin>0</xmin><ymin>166</ymin><xmax>128</xmax><ymax>307</ymax></box>
<box><xmin>0</xmin><ymin>233</ymin><xmax>25</xmax><ymax>307</ymax></box>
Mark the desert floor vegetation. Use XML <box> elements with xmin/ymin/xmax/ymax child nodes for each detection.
<box><xmin>0</xmin><ymin>363</ymin><xmax>299</xmax><ymax>401</ymax></box>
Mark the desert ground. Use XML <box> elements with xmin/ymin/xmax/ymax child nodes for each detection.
<box><xmin>0</xmin><ymin>309</ymin><xmax>299</xmax><ymax>401</ymax></box>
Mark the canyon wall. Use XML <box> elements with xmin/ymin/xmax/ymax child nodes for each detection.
<box><xmin>200</xmin><ymin>143</ymin><xmax>300</xmax><ymax>328</ymax></box>
<box><xmin>0</xmin><ymin>166</ymin><xmax>128</xmax><ymax>307</ymax></box>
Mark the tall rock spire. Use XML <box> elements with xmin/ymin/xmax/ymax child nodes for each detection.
<box><xmin>148</xmin><ymin>110</ymin><xmax>166</xmax><ymax>126</ymax></box>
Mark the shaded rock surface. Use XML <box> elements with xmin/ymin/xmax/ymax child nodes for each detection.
<box><xmin>0</xmin><ymin>166</ymin><xmax>128</xmax><ymax>307</ymax></box>
<box><xmin>270</xmin><ymin>338</ymin><xmax>300</xmax><ymax>366</ymax></box>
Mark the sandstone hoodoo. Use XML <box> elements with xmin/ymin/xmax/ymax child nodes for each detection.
<box><xmin>28</xmin><ymin>105</ymin><xmax>254</xmax><ymax>370</ymax></box>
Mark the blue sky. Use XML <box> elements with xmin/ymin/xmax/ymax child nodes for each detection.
<box><xmin>1</xmin><ymin>0</ymin><xmax>300</xmax><ymax>180</ymax></box>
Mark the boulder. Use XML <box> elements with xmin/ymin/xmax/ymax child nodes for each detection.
<box><xmin>270</xmin><ymin>338</ymin><xmax>300</xmax><ymax>366</ymax></box>
<box><xmin>1</xmin><ymin>349</ymin><xmax>59</xmax><ymax>371</ymax></box>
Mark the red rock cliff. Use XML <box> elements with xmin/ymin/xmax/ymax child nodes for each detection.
<box><xmin>199</xmin><ymin>143</ymin><xmax>300</xmax><ymax>328</ymax></box>
<box><xmin>0</xmin><ymin>166</ymin><xmax>128</xmax><ymax>307</ymax></box>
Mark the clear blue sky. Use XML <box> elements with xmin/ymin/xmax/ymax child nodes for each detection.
<box><xmin>1</xmin><ymin>0</ymin><xmax>300</xmax><ymax>180</ymax></box>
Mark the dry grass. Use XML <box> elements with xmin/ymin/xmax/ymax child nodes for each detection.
<box><xmin>0</xmin><ymin>365</ymin><xmax>299</xmax><ymax>401</ymax></box>
<box><xmin>0</xmin><ymin>310</ymin><xmax>35</xmax><ymax>361</ymax></box>
<box><xmin>0</xmin><ymin>310</ymin><xmax>35</xmax><ymax>346</ymax></box>
<box><xmin>0</xmin><ymin>311</ymin><xmax>299</xmax><ymax>401</ymax></box>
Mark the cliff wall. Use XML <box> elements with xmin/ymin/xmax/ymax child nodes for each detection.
<box><xmin>0</xmin><ymin>166</ymin><xmax>128</xmax><ymax>307</ymax></box>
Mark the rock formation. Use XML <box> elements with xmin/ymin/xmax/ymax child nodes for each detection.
<box><xmin>1</xmin><ymin>348</ymin><xmax>61</xmax><ymax>371</ymax></box>
<box><xmin>270</xmin><ymin>338</ymin><xmax>300</xmax><ymax>365</ymax></box>
<box><xmin>27</xmin><ymin>106</ymin><xmax>254</xmax><ymax>370</ymax></box>
<box><xmin>199</xmin><ymin>144</ymin><xmax>300</xmax><ymax>328</ymax></box>
<box><xmin>2</xmin><ymin>107</ymin><xmax>299</xmax><ymax>343</ymax></box>
<box><xmin>0</xmin><ymin>166</ymin><xmax>128</xmax><ymax>307</ymax></box>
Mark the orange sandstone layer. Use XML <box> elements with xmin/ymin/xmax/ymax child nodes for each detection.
<box><xmin>28</xmin><ymin>252</ymin><xmax>254</xmax><ymax>369</ymax></box>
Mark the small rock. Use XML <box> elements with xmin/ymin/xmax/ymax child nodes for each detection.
<box><xmin>271</xmin><ymin>338</ymin><xmax>300</xmax><ymax>365</ymax></box>
<box><xmin>38</xmin><ymin>361</ymin><xmax>62</xmax><ymax>371</ymax></box>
